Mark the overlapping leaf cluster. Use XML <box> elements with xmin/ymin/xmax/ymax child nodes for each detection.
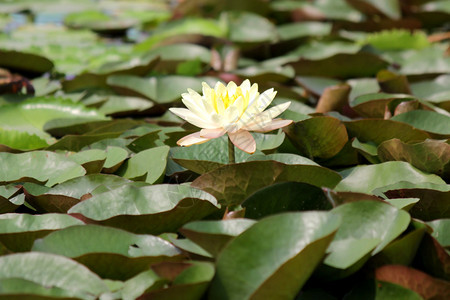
<box><xmin>0</xmin><ymin>0</ymin><xmax>449</xmax><ymax>299</ymax></box>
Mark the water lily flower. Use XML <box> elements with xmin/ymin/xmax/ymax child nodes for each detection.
<box><xmin>169</xmin><ymin>80</ymin><xmax>293</xmax><ymax>154</ymax></box>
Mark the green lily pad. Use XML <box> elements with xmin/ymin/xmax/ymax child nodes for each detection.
<box><xmin>32</xmin><ymin>224</ymin><xmax>182</xmax><ymax>280</ymax></box>
<box><xmin>98</xmin><ymin>96</ymin><xmax>155</xmax><ymax>116</ymax></box>
<box><xmin>383</xmin><ymin>188</ymin><xmax>450</xmax><ymax>221</ymax></box>
<box><xmin>24</xmin><ymin>174</ymin><xmax>134</xmax><ymax>213</ymax></box>
<box><xmin>46</xmin><ymin>132</ymin><xmax>122</xmax><ymax>152</ymax></box>
<box><xmin>0</xmin><ymin>184</ymin><xmax>22</xmax><ymax>213</ymax></box>
<box><xmin>391</xmin><ymin>110</ymin><xmax>450</xmax><ymax>137</ymax></box>
<box><xmin>103</xmin><ymin>146</ymin><xmax>129</xmax><ymax>173</ymax></box>
<box><xmin>283</xmin><ymin>116</ymin><xmax>348</xmax><ymax>159</ymax></box>
<box><xmin>377</xmin><ymin>138</ymin><xmax>450</xmax><ymax>179</ymax></box>
<box><xmin>0</xmin><ymin>277</ymin><xmax>90</xmax><ymax>300</ymax></box>
<box><xmin>0</xmin><ymin>151</ymin><xmax>86</xmax><ymax>186</ymax></box>
<box><xmin>277</xmin><ymin>22</ymin><xmax>332</xmax><ymax>41</ymax></box>
<box><xmin>243</xmin><ymin>182</ymin><xmax>332</xmax><ymax>219</ymax></box>
<box><xmin>191</xmin><ymin>160</ymin><xmax>341</xmax><ymax>206</ymax></box>
<box><xmin>170</xmin><ymin>133</ymin><xmax>282</xmax><ymax>174</ymax></box>
<box><xmin>344</xmin><ymin>119</ymin><xmax>430</xmax><ymax>145</ymax></box>
<box><xmin>68</xmin><ymin>184</ymin><xmax>220</xmax><ymax>234</ymax></box>
<box><xmin>295</xmin><ymin>76</ymin><xmax>342</xmax><ymax>97</ymax></box>
<box><xmin>117</xmin><ymin>146</ymin><xmax>169</xmax><ymax>184</ymax></box>
<box><xmin>363</xmin><ymin>29</ymin><xmax>430</xmax><ymax>50</ymax></box>
<box><xmin>224</xmin><ymin>11</ymin><xmax>277</xmax><ymax>43</ymax></box>
<box><xmin>107</xmin><ymin>75</ymin><xmax>216</xmax><ymax>104</ymax></box>
<box><xmin>336</xmin><ymin>161</ymin><xmax>445</xmax><ymax>194</ymax></box>
<box><xmin>142</xmin><ymin>261</ymin><xmax>215</xmax><ymax>300</ymax></box>
<box><xmin>427</xmin><ymin>219</ymin><xmax>450</xmax><ymax>248</ymax></box>
<box><xmin>0</xmin><ymin>213</ymin><xmax>83</xmax><ymax>252</ymax></box>
<box><xmin>180</xmin><ymin>219</ymin><xmax>256</xmax><ymax>257</ymax></box>
<box><xmin>289</xmin><ymin>52</ymin><xmax>389</xmax><ymax>79</ymax></box>
<box><xmin>0</xmin><ymin>252</ymin><xmax>109</xmax><ymax>299</ymax></box>
<box><xmin>346</xmin><ymin>280</ymin><xmax>423</xmax><ymax>300</ymax></box>
<box><xmin>135</xmin><ymin>17</ymin><xmax>226</xmax><ymax>52</ymax></box>
<box><xmin>209</xmin><ymin>212</ymin><xmax>341</xmax><ymax>300</ymax></box>
<box><xmin>68</xmin><ymin>149</ymin><xmax>106</xmax><ymax>174</ymax></box>
<box><xmin>324</xmin><ymin>201</ymin><xmax>410</xmax><ymax>270</ymax></box>
<box><xmin>62</xmin><ymin>54</ymin><xmax>160</xmax><ymax>92</ymax></box>
<box><xmin>0</xmin><ymin>49</ymin><xmax>54</xmax><ymax>76</ymax></box>
<box><xmin>0</xmin><ymin>128</ymin><xmax>49</xmax><ymax>151</ymax></box>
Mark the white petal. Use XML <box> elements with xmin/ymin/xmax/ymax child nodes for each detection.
<box><xmin>244</xmin><ymin>89</ymin><xmax>276</xmax><ymax>118</ymax></box>
<box><xmin>169</xmin><ymin>108</ymin><xmax>218</xmax><ymax>129</ymax></box>
<box><xmin>181</xmin><ymin>93</ymin><xmax>208</xmax><ymax>118</ymax></box>
<box><xmin>200</xmin><ymin>128</ymin><xmax>227</xmax><ymax>138</ymax></box>
<box><xmin>244</xmin><ymin>118</ymin><xmax>293</xmax><ymax>132</ymax></box>
<box><xmin>228</xmin><ymin>130</ymin><xmax>256</xmax><ymax>154</ymax></box>
<box><xmin>240</xmin><ymin>79</ymin><xmax>251</xmax><ymax>92</ymax></box>
<box><xmin>177</xmin><ymin>132</ymin><xmax>211</xmax><ymax>146</ymax></box>
<box><xmin>202</xmin><ymin>82</ymin><xmax>212</xmax><ymax>97</ymax></box>
<box><xmin>257</xmin><ymin>101</ymin><xmax>291</xmax><ymax>119</ymax></box>
<box><xmin>226</xmin><ymin>81</ymin><xmax>237</xmax><ymax>96</ymax></box>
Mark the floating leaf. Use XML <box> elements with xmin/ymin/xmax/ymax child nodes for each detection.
<box><xmin>192</xmin><ymin>161</ymin><xmax>341</xmax><ymax>206</ymax></box>
<box><xmin>0</xmin><ymin>151</ymin><xmax>86</xmax><ymax>186</ymax></box>
<box><xmin>143</xmin><ymin>261</ymin><xmax>215</xmax><ymax>300</ymax></box>
<box><xmin>344</xmin><ymin>119</ymin><xmax>430</xmax><ymax>145</ymax></box>
<box><xmin>0</xmin><ymin>128</ymin><xmax>49</xmax><ymax>151</ymax></box>
<box><xmin>363</xmin><ymin>29</ymin><xmax>430</xmax><ymax>50</ymax></box>
<box><xmin>391</xmin><ymin>110</ymin><xmax>450</xmax><ymax>136</ymax></box>
<box><xmin>243</xmin><ymin>182</ymin><xmax>331</xmax><ymax>219</ymax></box>
<box><xmin>180</xmin><ymin>219</ymin><xmax>256</xmax><ymax>257</ymax></box>
<box><xmin>335</xmin><ymin>161</ymin><xmax>445</xmax><ymax>194</ymax></box>
<box><xmin>107</xmin><ymin>75</ymin><xmax>216</xmax><ymax>104</ymax></box>
<box><xmin>375</xmin><ymin>265</ymin><xmax>450</xmax><ymax>299</ymax></box>
<box><xmin>289</xmin><ymin>53</ymin><xmax>389</xmax><ymax>79</ymax></box>
<box><xmin>68</xmin><ymin>184</ymin><xmax>220</xmax><ymax>234</ymax></box>
<box><xmin>0</xmin><ymin>252</ymin><xmax>109</xmax><ymax>298</ymax></box>
<box><xmin>283</xmin><ymin>116</ymin><xmax>348</xmax><ymax>159</ymax></box>
<box><xmin>0</xmin><ymin>49</ymin><xmax>53</xmax><ymax>76</ymax></box>
<box><xmin>0</xmin><ymin>213</ymin><xmax>83</xmax><ymax>252</ymax></box>
<box><xmin>24</xmin><ymin>174</ymin><xmax>133</xmax><ymax>213</ymax></box>
<box><xmin>33</xmin><ymin>225</ymin><xmax>182</xmax><ymax>280</ymax></box>
<box><xmin>427</xmin><ymin>219</ymin><xmax>450</xmax><ymax>248</ymax></box>
<box><xmin>224</xmin><ymin>11</ymin><xmax>277</xmax><ymax>43</ymax></box>
<box><xmin>117</xmin><ymin>146</ymin><xmax>169</xmax><ymax>184</ymax></box>
<box><xmin>209</xmin><ymin>212</ymin><xmax>340</xmax><ymax>300</ymax></box>
<box><xmin>383</xmin><ymin>188</ymin><xmax>450</xmax><ymax>221</ymax></box>
<box><xmin>377</xmin><ymin>138</ymin><xmax>450</xmax><ymax>179</ymax></box>
<box><xmin>324</xmin><ymin>201</ymin><xmax>410</xmax><ymax>270</ymax></box>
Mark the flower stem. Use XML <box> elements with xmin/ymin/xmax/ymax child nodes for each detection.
<box><xmin>228</xmin><ymin>136</ymin><xmax>235</xmax><ymax>164</ymax></box>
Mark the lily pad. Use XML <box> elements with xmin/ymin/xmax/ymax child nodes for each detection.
<box><xmin>0</xmin><ymin>252</ymin><xmax>109</xmax><ymax>299</ymax></box>
<box><xmin>427</xmin><ymin>219</ymin><xmax>450</xmax><ymax>248</ymax></box>
<box><xmin>0</xmin><ymin>213</ymin><xmax>84</xmax><ymax>252</ymax></box>
<box><xmin>289</xmin><ymin>53</ymin><xmax>389</xmax><ymax>79</ymax></box>
<box><xmin>32</xmin><ymin>224</ymin><xmax>182</xmax><ymax>280</ymax></box>
<box><xmin>335</xmin><ymin>161</ymin><xmax>445</xmax><ymax>194</ymax></box>
<box><xmin>0</xmin><ymin>49</ymin><xmax>54</xmax><ymax>76</ymax></box>
<box><xmin>191</xmin><ymin>160</ymin><xmax>342</xmax><ymax>206</ymax></box>
<box><xmin>377</xmin><ymin>138</ymin><xmax>450</xmax><ymax>179</ymax></box>
<box><xmin>24</xmin><ymin>174</ymin><xmax>134</xmax><ymax>213</ymax></box>
<box><xmin>344</xmin><ymin>119</ymin><xmax>430</xmax><ymax>145</ymax></box>
<box><xmin>283</xmin><ymin>116</ymin><xmax>348</xmax><ymax>159</ymax></box>
<box><xmin>68</xmin><ymin>184</ymin><xmax>220</xmax><ymax>234</ymax></box>
<box><xmin>324</xmin><ymin>201</ymin><xmax>410</xmax><ymax>270</ymax></box>
<box><xmin>0</xmin><ymin>151</ymin><xmax>86</xmax><ymax>186</ymax></box>
<box><xmin>209</xmin><ymin>212</ymin><xmax>341</xmax><ymax>300</ymax></box>
<box><xmin>391</xmin><ymin>110</ymin><xmax>450</xmax><ymax>137</ymax></box>
<box><xmin>117</xmin><ymin>146</ymin><xmax>170</xmax><ymax>184</ymax></box>
<box><xmin>107</xmin><ymin>75</ymin><xmax>216</xmax><ymax>104</ymax></box>
<box><xmin>243</xmin><ymin>182</ymin><xmax>332</xmax><ymax>219</ymax></box>
<box><xmin>180</xmin><ymin>219</ymin><xmax>256</xmax><ymax>257</ymax></box>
